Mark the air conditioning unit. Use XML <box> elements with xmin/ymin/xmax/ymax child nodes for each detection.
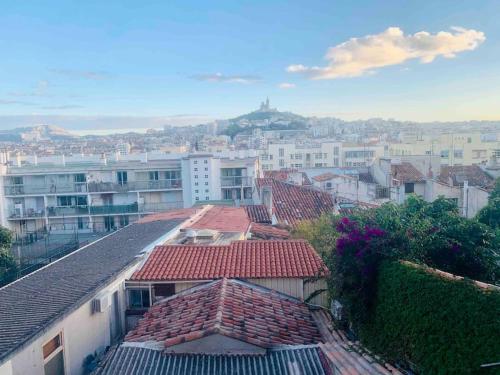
<box><xmin>92</xmin><ymin>293</ymin><xmax>110</xmax><ymax>313</ymax></box>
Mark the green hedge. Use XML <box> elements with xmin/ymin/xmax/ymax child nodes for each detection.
<box><xmin>360</xmin><ymin>261</ymin><xmax>500</xmax><ymax>375</ymax></box>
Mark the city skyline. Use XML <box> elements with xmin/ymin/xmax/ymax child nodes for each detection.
<box><xmin>0</xmin><ymin>1</ymin><xmax>500</xmax><ymax>130</ymax></box>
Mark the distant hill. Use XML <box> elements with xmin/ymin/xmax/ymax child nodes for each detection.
<box><xmin>0</xmin><ymin>125</ymin><xmax>76</xmax><ymax>142</ymax></box>
<box><xmin>230</xmin><ymin>109</ymin><xmax>306</xmax><ymax>124</ymax></box>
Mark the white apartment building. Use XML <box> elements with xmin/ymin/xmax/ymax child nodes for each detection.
<box><xmin>259</xmin><ymin>140</ymin><xmax>385</xmax><ymax>171</ymax></box>
<box><xmin>389</xmin><ymin>132</ymin><xmax>500</xmax><ymax>166</ymax></box>
<box><xmin>0</xmin><ymin>151</ymin><xmax>260</xmax><ymax>237</ymax></box>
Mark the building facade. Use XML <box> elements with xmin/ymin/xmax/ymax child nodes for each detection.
<box><xmin>0</xmin><ymin>152</ymin><xmax>260</xmax><ymax>236</ymax></box>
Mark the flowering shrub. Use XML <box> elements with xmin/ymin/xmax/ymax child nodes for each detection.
<box><xmin>331</xmin><ymin>217</ymin><xmax>393</xmax><ymax>329</ymax></box>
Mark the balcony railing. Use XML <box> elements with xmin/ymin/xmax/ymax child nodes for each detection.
<box><xmin>87</xmin><ymin>179</ymin><xmax>182</xmax><ymax>193</ymax></box>
<box><xmin>7</xmin><ymin>201</ymin><xmax>185</xmax><ymax>219</ymax></box>
<box><xmin>8</xmin><ymin>209</ymin><xmax>45</xmax><ymax>219</ymax></box>
<box><xmin>5</xmin><ymin>183</ymin><xmax>87</xmax><ymax>196</ymax></box>
<box><xmin>90</xmin><ymin>203</ymin><xmax>139</xmax><ymax>215</ymax></box>
<box><xmin>47</xmin><ymin>206</ymin><xmax>89</xmax><ymax>217</ymax></box>
<box><xmin>5</xmin><ymin>179</ymin><xmax>182</xmax><ymax>195</ymax></box>
<box><xmin>220</xmin><ymin>176</ymin><xmax>252</xmax><ymax>187</ymax></box>
<box><xmin>139</xmin><ymin>202</ymin><xmax>184</xmax><ymax>213</ymax></box>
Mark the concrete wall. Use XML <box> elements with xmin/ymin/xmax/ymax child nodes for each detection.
<box><xmin>465</xmin><ymin>186</ymin><xmax>490</xmax><ymax>218</ymax></box>
<box><xmin>8</xmin><ymin>267</ymin><xmax>134</xmax><ymax>375</ymax></box>
<box><xmin>425</xmin><ymin>180</ymin><xmax>461</xmax><ymax>203</ymax></box>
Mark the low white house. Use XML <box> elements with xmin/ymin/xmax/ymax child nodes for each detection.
<box><xmin>0</xmin><ymin>215</ymin><xmax>184</xmax><ymax>375</ymax></box>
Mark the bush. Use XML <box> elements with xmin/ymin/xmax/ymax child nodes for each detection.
<box><xmin>361</xmin><ymin>261</ymin><xmax>500</xmax><ymax>374</ymax></box>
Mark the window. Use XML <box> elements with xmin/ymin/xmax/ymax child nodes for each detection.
<box><xmin>195</xmin><ymin>182</ymin><xmax>198</xmax><ymax>186</ymax></box>
<box><xmin>194</xmin><ymin>160</ymin><xmax>198</xmax><ymax>164</ymax></box>
<box><xmin>261</xmin><ymin>154</ymin><xmax>268</xmax><ymax>161</ymax></box>
<box><xmin>205</xmin><ymin>182</ymin><xmax>208</xmax><ymax>185</ymax></box>
<box><xmin>195</xmin><ymin>190</ymin><xmax>199</xmax><ymax>193</ymax></box>
<box><xmin>334</xmin><ymin>146</ymin><xmax>339</xmax><ymax>156</ymax></box>
<box><xmin>454</xmin><ymin>150</ymin><xmax>463</xmax><ymax>158</ymax></box>
<box><xmin>194</xmin><ymin>175</ymin><xmax>198</xmax><ymax>179</ymax></box>
<box><xmin>153</xmin><ymin>284</ymin><xmax>175</xmax><ymax>300</ymax></box>
<box><xmin>195</xmin><ymin>196</ymin><xmax>199</xmax><ymax>201</ymax></box>
<box><xmin>205</xmin><ymin>196</ymin><xmax>209</xmax><ymax>200</ymax></box>
<box><xmin>74</xmin><ymin>173</ymin><xmax>86</xmax><ymax>183</ymax></box>
<box><xmin>117</xmin><ymin>171</ymin><xmax>128</xmax><ymax>185</ymax></box>
<box><xmin>441</xmin><ymin>150</ymin><xmax>449</xmax><ymax>158</ymax></box>
<box><xmin>334</xmin><ymin>158</ymin><xmax>339</xmax><ymax>166</ymax></box>
<box><xmin>204</xmin><ymin>159</ymin><xmax>208</xmax><ymax>164</ymax></box>
<box><xmin>279</xmin><ymin>159</ymin><xmax>285</xmax><ymax>167</ymax></box>
<box><xmin>205</xmin><ymin>189</ymin><xmax>209</xmax><ymax>193</ymax></box>
<box><xmin>294</xmin><ymin>153</ymin><xmax>302</xmax><ymax>160</ymax></box>
<box><xmin>149</xmin><ymin>171</ymin><xmax>159</xmax><ymax>181</ymax></box>
<box><xmin>269</xmin><ymin>154</ymin><xmax>273</xmax><ymax>160</ymax></box>
<box><xmin>12</xmin><ymin>176</ymin><xmax>23</xmax><ymax>185</ymax></box>
<box><xmin>128</xmin><ymin>289</ymin><xmax>150</xmax><ymax>309</ymax></box>
<box><xmin>77</xmin><ymin>217</ymin><xmax>85</xmax><ymax>230</ymax></box>
<box><xmin>405</xmin><ymin>183</ymin><xmax>415</xmax><ymax>194</ymax></box>
<box><xmin>205</xmin><ymin>167</ymin><xmax>208</xmax><ymax>171</ymax></box>
<box><xmin>290</xmin><ymin>154</ymin><xmax>294</xmax><ymax>160</ymax></box>
<box><xmin>43</xmin><ymin>333</ymin><xmax>65</xmax><ymax>375</ymax></box>
<box><xmin>194</xmin><ymin>168</ymin><xmax>198</xmax><ymax>171</ymax></box>
<box><xmin>279</xmin><ymin>148</ymin><xmax>284</xmax><ymax>157</ymax></box>
<box><xmin>204</xmin><ymin>175</ymin><xmax>208</xmax><ymax>178</ymax></box>
<box><xmin>119</xmin><ymin>216</ymin><xmax>129</xmax><ymax>227</ymax></box>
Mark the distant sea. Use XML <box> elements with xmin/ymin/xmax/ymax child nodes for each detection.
<box><xmin>72</xmin><ymin>127</ymin><xmax>163</xmax><ymax>136</ymax></box>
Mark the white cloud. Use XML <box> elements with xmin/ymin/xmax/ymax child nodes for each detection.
<box><xmin>191</xmin><ymin>72</ymin><xmax>260</xmax><ymax>84</ymax></box>
<box><xmin>287</xmin><ymin>27</ymin><xmax>485</xmax><ymax>79</ymax></box>
<box><xmin>278</xmin><ymin>82</ymin><xmax>296</xmax><ymax>89</ymax></box>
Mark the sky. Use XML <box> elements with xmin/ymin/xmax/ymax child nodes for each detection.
<box><xmin>0</xmin><ymin>0</ymin><xmax>499</xmax><ymax>130</ymax></box>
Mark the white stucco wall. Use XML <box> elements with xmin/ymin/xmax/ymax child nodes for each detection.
<box><xmin>8</xmin><ymin>267</ymin><xmax>134</xmax><ymax>375</ymax></box>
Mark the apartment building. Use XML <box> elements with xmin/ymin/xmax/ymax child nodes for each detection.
<box><xmin>389</xmin><ymin>132</ymin><xmax>500</xmax><ymax>166</ymax></box>
<box><xmin>0</xmin><ymin>152</ymin><xmax>260</xmax><ymax>236</ymax></box>
<box><xmin>260</xmin><ymin>140</ymin><xmax>384</xmax><ymax>171</ymax></box>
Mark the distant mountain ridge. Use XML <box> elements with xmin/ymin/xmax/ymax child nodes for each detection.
<box><xmin>0</xmin><ymin>125</ymin><xmax>75</xmax><ymax>142</ymax></box>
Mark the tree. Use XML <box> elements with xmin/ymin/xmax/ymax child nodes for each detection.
<box><xmin>477</xmin><ymin>178</ymin><xmax>500</xmax><ymax>229</ymax></box>
<box><xmin>0</xmin><ymin>226</ymin><xmax>16</xmax><ymax>286</ymax></box>
<box><xmin>293</xmin><ymin>214</ymin><xmax>339</xmax><ymax>258</ymax></box>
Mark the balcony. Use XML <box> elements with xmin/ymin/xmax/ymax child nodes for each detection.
<box><xmin>90</xmin><ymin>203</ymin><xmax>139</xmax><ymax>215</ymax></box>
<box><xmin>87</xmin><ymin>179</ymin><xmax>182</xmax><ymax>193</ymax></box>
<box><xmin>4</xmin><ymin>183</ymin><xmax>87</xmax><ymax>196</ymax></box>
<box><xmin>139</xmin><ymin>201</ymin><xmax>184</xmax><ymax>213</ymax></box>
<box><xmin>47</xmin><ymin>206</ymin><xmax>89</xmax><ymax>217</ymax></box>
<box><xmin>220</xmin><ymin>176</ymin><xmax>252</xmax><ymax>187</ymax></box>
<box><xmin>8</xmin><ymin>208</ymin><xmax>45</xmax><ymax>219</ymax></box>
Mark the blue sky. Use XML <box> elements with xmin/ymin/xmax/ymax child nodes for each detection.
<box><xmin>0</xmin><ymin>0</ymin><xmax>499</xmax><ymax>128</ymax></box>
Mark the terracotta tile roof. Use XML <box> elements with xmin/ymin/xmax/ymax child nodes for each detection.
<box><xmin>137</xmin><ymin>208</ymin><xmax>199</xmax><ymax>223</ymax></box>
<box><xmin>438</xmin><ymin>165</ymin><xmax>495</xmax><ymax>189</ymax></box>
<box><xmin>256</xmin><ymin>178</ymin><xmax>334</xmax><ymax>226</ymax></box>
<box><xmin>264</xmin><ymin>169</ymin><xmax>312</xmax><ymax>185</ymax></box>
<box><xmin>189</xmin><ymin>206</ymin><xmax>251</xmax><ymax>232</ymax></box>
<box><xmin>313</xmin><ymin>310</ymin><xmax>402</xmax><ymax>375</ymax></box>
<box><xmin>312</xmin><ymin>172</ymin><xmax>337</xmax><ymax>182</ymax></box>
<box><xmin>391</xmin><ymin>162</ymin><xmax>425</xmax><ymax>183</ymax></box>
<box><xmin>130</xmin><ymin>239</ymin><xmax>328</xmax><ymax>281</ymax></box>
<box><xmin>244</xmin><ymin>204</ymin><xmax>272</xmax><ymax>223</ymax></box>
<box><xmin>249</xmin><ymin>223</ymin><xmax>290</xmax><ymax>240</ymax></box>
<box><xmin>125</xmin><ymin>279</ymin><xmax>323</xmax><ymax>349</ymax></box>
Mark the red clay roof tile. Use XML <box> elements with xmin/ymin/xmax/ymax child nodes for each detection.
<box><xmin>244</xmin><ymin>205</ymin><xmax>271</xmax><ymax>224</ymax></box>
<box><xmin>256</xmin><ymin>178</ymin><xmax>334</xmax><ymax>226</ymax></box>
<box><xmin>125</xmin><ymin>278</ymin><xmax>323</xmax><ymax>348</ymax></box>
<box><xmin>131</xmin><ymin>240</ymin><xmax>327</xmax><ymax>281</ymax></box>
